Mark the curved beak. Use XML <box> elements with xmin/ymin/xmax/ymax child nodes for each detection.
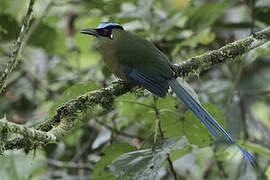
<box><xmin>80</xmin><ymin>28</ymin><xmax>98</xmax><ymax>36</ymax></box>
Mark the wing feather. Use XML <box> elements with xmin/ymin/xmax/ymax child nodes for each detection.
<box><xmin>122</xmin><ymin>66</ymin><xmax>169</xmax><ymax>97</ymax></box>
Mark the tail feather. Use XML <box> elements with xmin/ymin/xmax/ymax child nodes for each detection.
<box><xmin>168</xmin><ymin>79</ymin><xmax>255</xmax><ymax>167</ymax></box>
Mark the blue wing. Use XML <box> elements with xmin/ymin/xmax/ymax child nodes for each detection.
<box><xmin>122</xmin><ymin>65</ymin><xmax>169</xmax><ymax>97</ymax></box>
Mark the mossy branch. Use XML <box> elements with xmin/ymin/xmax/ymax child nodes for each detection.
<box><xmin>42</xmin><ymin>26</ymin><xmax>270</xmax><ymax>137</ymax></box>
<box><xmin>0</xmin><ymin>0</ymin><xmax>35</xmax><ymax>94</ymax></box>
<box><xmin>0</xmin><ymin>118</ymin><xmax>56</xmax><ymax>142</ymax></box>
<box><xmin>0</xmin><ymin>117</ymin><xmax>56</xmax><ymax>153</ymax></box>
<box><xmin>1</xmin><ymin>26</ymin><xmax>270</xmax><ymax>151</ymax></box>
<box><xmin>39</xmin><ymin>82</ymin><xmax>134</xmax><ymax>137</ymax></box>
<box><xmin>175</xmin><ymin>27</ymin><xmax>270</xmax><ymax>77</ymax></box>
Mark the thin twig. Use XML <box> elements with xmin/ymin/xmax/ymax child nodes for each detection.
<box><xmin>238</xmin><ymin>91</ymin><xmax>249</xmax><ymax>139</ymax></box>
<box><xmin>153</xmin><ymin>96</ymin><xmax>178</xmax><ymax>180</ymax></box>
<box><xmin>5</xmin><ymin>71</ymin><xmax>27</xmax><ymax>90</ymax></box>
<box><xmin>241</xmin><ymin>0</ymin><xmax>256</xmax><ymax>140</ymax></box>
<box><xmin>115</xmin><ymin>100</ymin><xmax>153</xmax><ymax>108</ymax></box>
<box><xmin>231</xmin><ymin>0</ymin><xmax>258</xmax><ymax>138</ymax></box>
<box><xmin>225</xmin><ymin>0</ymin><xmax>257</xmax><ymax>132</ymax></box>
<box><xmin>22</xmin><ymin>65</ymin><xmax>58</xmax><ymax>98</ymax></box>
<box><xmin>224</xmin><ymin>60</ymin><xmax>244</xmax><ymax>114</ymax></box>
<box><xmin>250</xmin><ymin>0</ymin><xmax>256</xmax><ymax>34</ymax></box>
<box><xmin>95</xmin><ymin>118</ymin><xmax>144</xmax><ymax>140</ymax></box>
<box><xmin>71</xmin><ymin>137</ymin><xmax>94</xmax><ymax>162</ymax></box>
<box><xmin>0</xmin><ymin>0</ymin><xmax>35</xmax><ymax>94</ymax></box>
<box><xmin>111</xmin><ymin>115</ymin><xmax>117</xmax><ymax>144</ymax></box>
<box><xmin>23</xmin><ymin>0</ymin><xmax>54</xmax><ymax>48</ymax></box>
<box><xmin>153</xmin><ymin>96</ymin><xmax>163</xmax><ymax>142</ymax></box>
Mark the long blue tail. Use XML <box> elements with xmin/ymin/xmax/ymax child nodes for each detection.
<box><xmin>168</xmin><ymin>78</ymin><xmax>255</xmax><ymax>167</ymax></box>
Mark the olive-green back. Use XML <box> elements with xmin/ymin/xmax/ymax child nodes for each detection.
<box><xmin>97</xmin><ymin>29</ymin><xmax>174</xmax><ymax>81</ymax></box>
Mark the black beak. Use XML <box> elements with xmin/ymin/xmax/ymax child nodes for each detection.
<box><xmin>80</xmin><ymin>28</ymin><xmax>98</xmax><ymax>36</ymax></box>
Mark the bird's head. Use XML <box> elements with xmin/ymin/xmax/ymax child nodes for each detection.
<box><xmin>80</xmin><ymin>22</ymin><xmax>124</xmax><ymax>40</ymax></box>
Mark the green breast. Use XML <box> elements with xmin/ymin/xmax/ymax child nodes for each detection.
<box><xmin>97</xmin><ymin>29</ymin><xmax>174</xmax><ymax>81</ymax></box>
<box><xmin>97</xmin><ymin>34</ymin><xmax>127</xmax><ymax>80</ymax></box>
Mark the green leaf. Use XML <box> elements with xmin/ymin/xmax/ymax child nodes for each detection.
<box><xmin>266</xmin><ymin>166</ymin><xmax>270</xmax><ymax>180</ymax></box>
<box><xmin>242</xmin><ymin>142</ymin><xmax>270</xmax><ymax>158</ymax></box>
<box><xmin>48</xmin><ymin>81</ymin><xmax>98</xmax><ymax>117</ymax></box>
<box><xmin>200</xmin><ymin>31</ymin><xmax>216</xmax><ymax>45</ymax></box>
<box><xmin>184</xmin><ymin>103</ymin><xmax>226</xmax><ymax>146</ymax></box>
<box><xmin>0</xmin><ymin>14</ymin><xmax>20</xmax><ymax>41</ymax></box>
<box><xmin>158</xmin><ymin>11</ymin><xmax>186</xmax><ymax>33</ymax></box>
<box><xmin>256</xmin><ymin>2</ymin><xmax>270</xmax><ymax>24</ymax></box>
<box><xmin>92</xmin><ymin>143</ymin><xmax>136</xmax><ymax>180</ymax></box>
<box><xmin>0</xmin><ymin>0</ymin><xmax>25</xmax><ymax>15</ymax></box>
<box><xmin>29</xmin><ymin>23</ymin><xmax>54</xmax><ymax>47</ymax></box>
<box><xmin>42</xmin><ymin>16</ymin><xmax>61</xmax><ymax>26</ymax></box>
<box><xmin>156</xmin><ymin>95</ymin><xmax>179</xmax><ymax>110</ymax></box>
<box><xmin>51</xmin><ymin>29</ymin><xmax>68</xmax><ymax>55</ymax></box>
<box><xmin>0</xmin><ymin>46</ymin><xmax>3</xmax><ymax>53</ymax></box>
<box><xmin>0</xmin><ymin>152</ymin><xmax>46</xmax><ymax>180</ymax></box>
<box><xmin>160</xmin><ymin>100</ymin><xmax>225</xmax><ymax>147</ymax></box>
<box><xmin>160</xmin><ymin>112</ymin><xmax>184</xmax><ymax>138</ymax></box>
<box><xmin>109</xmin><ymin>136</ymin><xmax>188</xmax><ymax>180</ymax></box>
<box><xmin>251</xmin><ymin>102</ymin><xmax>270</xmax><ymax>128</ymax></box>
<box><xmin>74</xmin><ymin>16</ymin><xmax>101</xmax><ymax>54</ymax></box>
<box><xmin>0</xmin><ymin>0</ymin><xmax>9</xmax><ymax>12</ymax></box>
<box><xmin>184</xmin><ymin>0</ymin><xmax>228</xmax><ymax>29</ymax></box>
<box><xmin>245</xmin><ymin>41</ymin><xmax>270</xmax><ymax>65</ymax></box>
<box><xmin>65</xmin><ymin>128</ymin><xmax>84</xmax><ymax>146</ymax></box>
<box><xmin>195</xmin><ymin>147</ymin><xmax>214</xmax><ymax>175</ymax></box>
<box><xmin>172</xmin><ymin>28</ymin><xmax>216</xmax><ymax>55</ymax></box>
<box><xmin>115</xmin><ymin>93</ymin><xmax>153</xmax><ymax>128</ymax></box>
<box><xmin>169</xmin><ymin>145</ymin><xmax>192</xmax><ymax>161</ymax></box>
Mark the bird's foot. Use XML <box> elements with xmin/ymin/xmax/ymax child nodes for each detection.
<box><xmin>111</xmin><ymin>79</ymin><xmax>128</xmax><ymax>85</ymax></box>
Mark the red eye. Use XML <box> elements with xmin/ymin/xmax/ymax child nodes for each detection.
<box><xmin>103</xmin><ymin>29</ymin><xmax>109</xmax><ymax>35</ymax></box>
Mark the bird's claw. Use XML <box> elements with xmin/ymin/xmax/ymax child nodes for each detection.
<box><xmin>112</xmin><ymin>79</ymin><xmax>127</xmax><ymax>84</ymax></box>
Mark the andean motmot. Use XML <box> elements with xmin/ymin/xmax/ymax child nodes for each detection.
<box><xmin>81</xmin><ymin>22</ymin><xmax>255</xmax><ymax>167</ymax></box>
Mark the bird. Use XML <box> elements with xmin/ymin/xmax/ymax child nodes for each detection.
<box><xmin>80</xmin><ymin>22</ymin><xmax>255</xmax><ymax>167</ymax></box>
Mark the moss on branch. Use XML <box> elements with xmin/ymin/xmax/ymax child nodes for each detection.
<box><xmin>39</xmin><ymin>27</ymin><xmax>270</xmax><ymax>138</ymax></box>
<box><xmin>174</xmin><ymin>27</ymin><xmax>270</xmax><ymax>77</ymax></box>
<box><xmin>39</xmin><ymin>82</ymin><xmax>134</xmax><ymax>138</ymax></box>
<box><xmin>1</xmin><ymin>26</ymin><xmax>270</xmax><ymax>151</ymax></box>
<box><xmin>0</xmin><ymin>117</ymin><xmax>56</xmax><ymax>153</ymax></box>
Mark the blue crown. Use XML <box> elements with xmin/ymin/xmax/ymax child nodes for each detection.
<box><xmin>97</xmin><ymin>22</ymin><xmax>123</xmax><ymax>29</ymax></box>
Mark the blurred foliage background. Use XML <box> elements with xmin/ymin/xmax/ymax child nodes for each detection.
<box><xmin>0</xmin><ymin>0</ymin><xmax>270</xmax><ymax>179</ymax></box>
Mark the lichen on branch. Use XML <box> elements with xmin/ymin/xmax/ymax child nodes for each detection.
<box><xmin>1</xmin><ymin>26</ymin><xmax>270</xmax><ymax>151</ymax></box>
<box><xmin>0</xmin><ymin>0</ymin><xmax>35</xmax><ymax>94</ymax></box>
<box><xmin>174</xmin><ymin>27</ymin><xmax>270</xmax><ymax>77</ymax></box>
<box><xmin>0</xmin><ymin>117</ymin><xmax>56</xmax><ymax>153</ymax></box>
